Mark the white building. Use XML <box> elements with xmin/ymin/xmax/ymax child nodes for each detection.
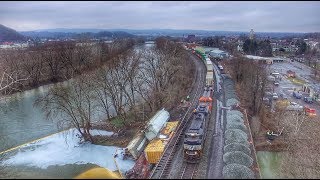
<box><xmin>244</xmin><ymin>55</ymin><xmax>286</xmax><ymax>64</ymax></box>
<box><xmin>208</xmin><ymin>48</ymin><xmax>229</xmax><ymax>59</ymax></box>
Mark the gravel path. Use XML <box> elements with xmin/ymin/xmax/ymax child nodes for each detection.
<box><xmin>206</xmin><ymin>63</ymin><xmax>225</xmax><ymax>179</ymax></box>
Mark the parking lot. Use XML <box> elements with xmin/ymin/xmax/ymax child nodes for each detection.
<box><xmin>267</xmin><ymin>59</ymin><xmax>319</xmax><ymax>115</ymax></box>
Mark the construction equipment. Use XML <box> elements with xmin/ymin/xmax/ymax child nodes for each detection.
<box><xmin>266</xmin><ymin>127</ymin><xmax>284</xmax><ymax>141</ymax></box>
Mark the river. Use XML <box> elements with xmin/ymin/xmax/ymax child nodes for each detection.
<box><xmin>0</xmin><ymin>43</ymin><xmax>153</xmax><ymax>178</ymax></box>
<box><xmin>0</xmin><ymin>83</ymin><xmax>61</xmax><ymax>152</ymax></box>
<box><xmin>257</xmin><ymin>151</ymin><xmax>282</xmax><ymax>179</ymax></box>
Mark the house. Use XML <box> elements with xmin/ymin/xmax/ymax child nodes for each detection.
<box><xmin>245</xmin><ymin>55</ymin><xmax>273</xmax><ymax>64</ymax></box>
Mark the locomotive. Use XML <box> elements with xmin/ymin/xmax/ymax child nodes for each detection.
<box><xmin>183</xmin><ymin>86</ymin><xmax>213</xmax><ymax>163</ymax></box>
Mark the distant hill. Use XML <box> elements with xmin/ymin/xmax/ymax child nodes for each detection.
<box><xmin>20</xmin><ymin>28</ymin><xmax>309</xmax><ymax>38</ymax></box>
<box><xmin>20</xmin><ymin>30</ymin><xmax>135</xmax><ymax>39</ymax></box>
<box><xmin>0</xmin><ymin>24</ymin><xmax>26</xmax><ymax>42</ymax></box>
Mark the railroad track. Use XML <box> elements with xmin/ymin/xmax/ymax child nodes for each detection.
<box><xmin>149</xmin><ymin>55</ymin><xmax>206</xmax><ymax>179</ymax></box>
<box><xmin>180</xmin><ymin>163</ymin><xmax>197</xmax><ymax>179</ymax></box>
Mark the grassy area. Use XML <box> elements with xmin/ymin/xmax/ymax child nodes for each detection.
<box><xmin>287</xmin><ymin>77</ymin><xmax>306</xmax><ymax>85</ymax></box>
<box><xmin>111</xmin><ymin>117</ymin><xmax>125</xmax><ymax>129</ymax></box>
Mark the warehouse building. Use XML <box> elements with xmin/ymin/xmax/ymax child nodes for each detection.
<box><xmin>208</xmin><ymin>48</ymin><xmax>229</xmax><ymax>59</ymax></box>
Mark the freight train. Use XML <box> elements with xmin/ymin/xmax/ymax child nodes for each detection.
<box><xmin>183</xmin><ymin>86</ymin><xmax>213</xmax><ymax>163</ymax></box>
<box><xmin>192</xmin><ymin>47</ymin><xmax>214</xmax><ymax>87</ymax></box>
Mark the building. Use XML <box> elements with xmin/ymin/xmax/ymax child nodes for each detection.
<box><xmin>202</xmin><ymin>47</ymin><xmax>219</xmax><ymax>54</ymax></box>
<box><xmin>208</xmin><ymin>48</ymin><xmax>229</xmax><ymax>59</ymax></box>
<box><xmin>187</xmin><ymin>35</ymin><xmax>196</xmax><ymax>43</ymax></box>
<box><xmin>249</xmin><ymin>29</ymin><xmax>255</xmax><ymax>40</ymax></box>
<box><xmin>244</xmin><ymin>55</ymin><xmax>286</xmax><ymax>64</ymax></box>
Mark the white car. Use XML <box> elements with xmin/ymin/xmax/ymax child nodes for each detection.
<box><xmin>290</xmin><ymin>102</ymin><xmax>298</xmax><ymax>105</ymax></box>
<box><xmin>287</xmin><ymin>102</ymin><xmax>304</xmax><ymax>112</ymax></box>
<box><xmin>272</xmin><ymin>93</ymin><xmax>279</xmax><ymax>100</ymax></box>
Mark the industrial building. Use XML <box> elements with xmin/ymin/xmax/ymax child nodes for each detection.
<box><xmin>208</xmin><ymin>48</ymin><xmax>229</xmax><ymax>59</ymax></box>
<box><xmin>245</xmin><ymin>55</ymin><xmax>286</xmax><ymax>64</ymax></box>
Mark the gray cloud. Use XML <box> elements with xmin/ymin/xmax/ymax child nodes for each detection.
<box><xmin>0</xmin><ymin>1</ymin><xmax>319</xmax><ymax>32</ymax></box>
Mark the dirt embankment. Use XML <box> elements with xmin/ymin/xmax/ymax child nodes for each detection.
<box><xmin>91</xmin><ymin>121</ymin><xmax>145</xmax><ymax>147</ymax></box>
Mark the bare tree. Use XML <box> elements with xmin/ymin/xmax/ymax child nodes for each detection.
<box><xmin>136</xmin><ymin>38</ymin><xmax>190</xmax><ymax>113</ymax></box>
<box><xmin>0</xmin><ymin>69</ymin><xmax>29</xmax><ymax>95</ymax></box>
<box><xmin>19</xmin><ymin>49</ymin><xmax>45</xmax><ymax>87</ymax></box>
<box><xmin>119</xmin><ymin>50</ymin><xmax>141</xmax><ymax>108</ymax></box>
<box><xmin>229</xmin><ymin>56</ymin><xmax>267</xmax><ymax>115</ymax></box>
<box><xmin>278</xmin><ymin>113</ymin><xmax>320</xmax><ymax>178</ymax></box>
<box><xmin>40</xmin><ymin>43</ymin><xmax>64</xmax><ymax>82</ymax></box>
<box><xmin>91</xmin><ymin>67</ymin><xmax>113</xmax><ymax>120</ymax></box>
<box><xmin>35</xmin><ymin>75</ymin><xmax>97</xmax><ymax>143</ymax></box>
<box><xmin>73</xmin><ymin>42</ymin><xmax>94</xmax><ymax>74</ymax></box>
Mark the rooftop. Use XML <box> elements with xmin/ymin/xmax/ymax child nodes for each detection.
<box><xmin>210</xmin><ymin>49</ymin><xmax>226</xmax><ymax>54</ymax></box>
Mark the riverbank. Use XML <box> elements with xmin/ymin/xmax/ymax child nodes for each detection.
<box><xmin>91</xmin><ymin>121</ymin><xmax>145</xmax><ymax>147</ymax></box>
<box><xmin>1</xmin><ymin>39</ymin><xmax>145</xmax><ymax>98</ymax></box>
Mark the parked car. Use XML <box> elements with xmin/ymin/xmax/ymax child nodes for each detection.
<box><xmin>305</xmin><ymin>107</ymin><xmax>317</xmax><ymax>116</ymax></box>
<box><xmin>274</xmin><ymin>81</ymin><xmax>280</xmax><ymax>86</ymax></box>
<box><xmin>279</xmin><ymin>93</ymin><xmax>288</xmax><ymax>99</ymax></box>
<box><xmin>304</xmin><ymin>97</ymin><xmax>313</xmax><ymax>104</ymax></box>
<box><xmin>265</xmin><ymin>92</ymin><xmax>272</xmax><ymax>97</ymax></box>
<box><xmin>267</xmin><ymin>75</ymin><xmax>276</xmax><ymax>82</ymax></box>
<box><xmin>293</xmin><ymin>91</ymin><xmax>302</xmax><ymax>99</ymax></box>
<box><xmin>272</xmin><ymin>93</ymin><xmax>279</xmax><ymax>100</ymax></box>
<box><xmin>287</xmin><ymin>102</ymin><xmax>304</xmax><ymax>112</ymax></box>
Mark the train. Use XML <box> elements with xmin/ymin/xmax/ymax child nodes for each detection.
<box><xmin>183</xmin><ymin>86</ymin><xmax>213</xmax><ymax>163</ymax></box>
<box><xmin>192</xmin><ymin>47</ymin><xmax>214</xmax><ymax>87</ymax></box>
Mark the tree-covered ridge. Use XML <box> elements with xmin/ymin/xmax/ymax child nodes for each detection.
<box><xmin>0</xmin><ymin>24</ymin><xmax>26</xmax><ymax>42</ymax></box>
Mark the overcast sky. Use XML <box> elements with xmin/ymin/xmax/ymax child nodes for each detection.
<box><xmin>0</xmin><ymin>1</ymin><xmax>319</xmax><ymax>32</ymax></box>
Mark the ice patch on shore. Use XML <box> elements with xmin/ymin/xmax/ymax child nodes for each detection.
<box><xmin>2</xmin><ymin>128</ymin><xmax>134</xmax><ymax>173</ymax></box>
